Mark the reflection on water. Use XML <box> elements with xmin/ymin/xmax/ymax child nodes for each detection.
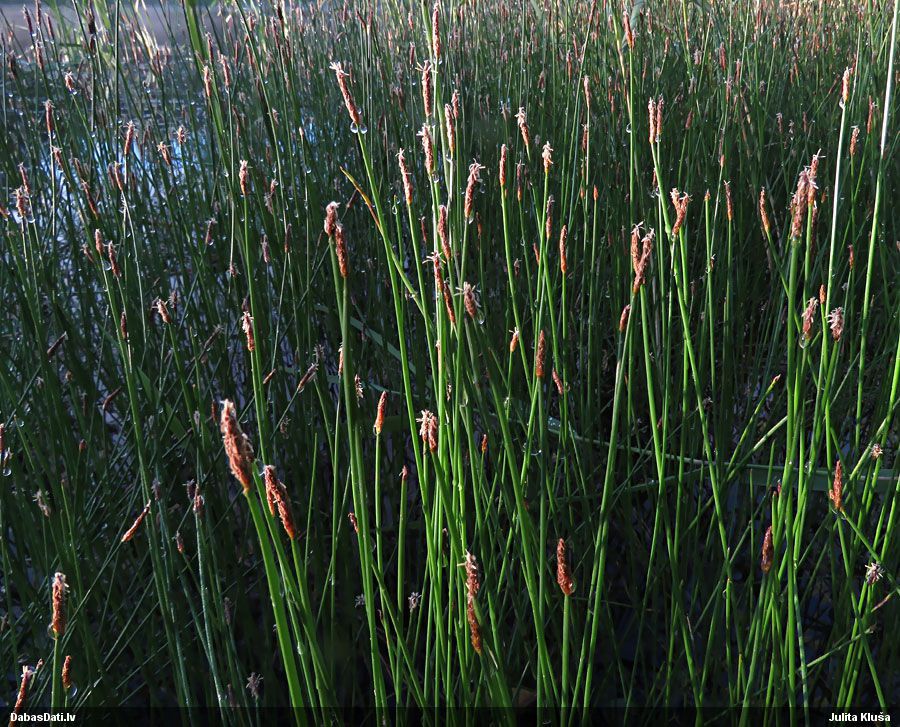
<box><xmin>1</xmin><ymin>1</ymin><xmax>222</xmax><ymax>47</ymax></box>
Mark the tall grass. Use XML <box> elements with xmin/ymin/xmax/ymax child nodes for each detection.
<box><xmin>1</xmin><ymin>0</ymin><xmax>898</xmax><ymax>717</ymax></box>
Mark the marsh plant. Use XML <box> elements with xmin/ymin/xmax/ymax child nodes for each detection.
<box><xmin>1</xmin><ymin>0</ymin><xmax>898</xmax><ymax>719</ymax></box>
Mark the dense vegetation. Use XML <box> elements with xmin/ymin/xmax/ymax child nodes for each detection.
<box><xmin>2</xmin><ymin>0</ymin><xmax>898</xmax><ymax>718</ymax></box>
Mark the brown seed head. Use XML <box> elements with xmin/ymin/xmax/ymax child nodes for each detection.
<box><xmin>330</xmin><ymin>61</ymin><xmax>362</xmax><ymax>127</ymax></box>
<box><xmin>558</xmin><ymin>224</ymin><xmax>568</xmax><ymax>274</ymax></box>
<box><xmin>13</xmin><ymin>666</ymin><xmax>33</xmax><ymax>717</ymax></box>
<box><xmin>542</xmin><ymin>142</ymin><xmax>553</xmax><ymax>174</ymax></box>
<box><xmin>499</xmin><ymin>144</ymin><xmax>508</xmax><ymax>188</ymax></box>
<box><xmin>515</xmin><ymin>107</ymin><xmax>530</xmax><ymax>148</ymax></box>
<box><xmin>802</xmin><ymin>297</ymin><xmax>819</xmax><ymax>341</ymax></box>
<box><xmin>828</xmin><ymin>307</ymin><xmax>844</xmax><ymax>341</ymax></box>
<box><xmin>830</xmin><ymin>459</ymin><xmax>844</xmax><ymax>512</ymax></box>
<box><xmin>219</xmin><ymin>399</ymin><xmax>255</xmax><ymax>494</ymax></box>
<box><xmin>535</xmin><ymin>330</ymin><xmax>547</xmax><ymax>378</ymax></box>
<box><xmin>850</xmin><ymin>126</ymin><xmax>860</xmax><ymax>157</ymax></box>
<box><xmin>463</xmin><ymin>551</ymin><xmax>481</xmax><ymax>600</ymax></box>
<box><xmin>421</xmin><ymin>60</ymin><xmax>433</xmax><ymax>118</ymax></box>
<box><xmin>545</xmin><ymin>194</ymin><xmax>554</xmax><ymax>241</ymax></box>
<box><xmin>238</xmin><ymin>160</ymin><xmax>249</xmax><ymax>196</ymax></box>
<box><xmin>466</xmin><ymin>600</ymin><xmax>482</xmax><ymax>654</ymax></box>
<box><xmin>242</xmin><ymin>311</ymin><xmax>255</xmax><ymax>352</ymax></box>
<box><xmin>124</xmin><ymin>121</ymin><xmax>135</xmax><ymax>157</ymax></box>
<box><xmin>759</xmin><ymin>188</ymin><xmax>771</xmax><ymax>236</ymax></box>
<box><xmin>648</xmin><ymin>97</ymin><xmax>656</xmax><ymax>144</ymax></box>
<box><xmin>324</xmin><ymin>201</ymin><xmax>339</xmax><ymax>237</ymax></box>
<box><xmin>463</xmin><ymin>282</ymin><xmax>478</xmax><ymax>319</ymax></box>
<box><xmin>760</xmin><ymin>525</ymin><xmax>774</xmax><ymax>573</ymax></box>
<box><xmin>431</xmin><ymin>3</ymin><xmax>441</xmax><ymax>60</ymax></box>
<box><xmin>670</xmin><ymin>189</ymin><xmax>690</xmax><ymax>237</ymax></box>
<box><xmin>841</xmin><ymin>67</ymin><xmax>851</xmax><ymax>107</ymax></box>
<box><xmin>556</xmin><ymin>538</ymin><xmax>575</xmax><ymax>596</ymax></box>
<box><xmin>51</xmin><ymin>572</ymin><xmax>67</xmax><ymax>637</ymax></box>
<box><xmin>464</xmin><ymin>161</ymin><xmax>484</xmax><ymax>220</ymax></box>
<box><xmin>263</xmin><ymin>465</ymin><xmax>297</xmax><ymax>539</ymax></box>
<box><xmin>418</xmin><ymin>410</ymin><xmax>438</xmax><ymax>453</ymax></box>
<box><xmin>374</xmin><ymin>390</ymin><xmax>387</xmax><ymax>435</ymax></box>
<box><xmin>45</xmin><ymin>99</ymin><xmax>54</xmax><ymax>135</ymax></box>
<box><xmin>419</xmin><ymin>123</ymin><xmax>435</xmax><ymax>174</ymax></box>
<box><xmin>438</xmin><ymin>205</ymin><xmax>450</xmax><ymax>259</ymax></box>
<box><xmin>61</xmin><ymin>655</ymin><xmax>72</xmax><ymax>691</ymax></box>
<box><xmin>724</xmin><ymin>180</ymin><xmax>733</xmax><ymax>222</ymax></box>
<box><xmin>623</xmin><ymin>11</ymin><xmax>635</xmax><ymax>49</ymax></box>
<box><xmin>445</xmin><ymin>103</ymin><xmax>456</xmax><ymax>156</ymax></box>
<box><xmin>397</xmin><ymin>149</ymin><xmax>413</xmax><ymax>205</ymax></box>
<box><xmin>121</xmin><ymin>501</ymin><xmax>151</xmax><ymax>542</ymax></box>
<box><xmin>334</xmin><ymin>223</ymin><xmax>349</xmax><ymax>278</ymax></box>
<box><xmin>509</xmin><ymin>327</ymin><xmax>519</xmax><ymax>353</ymax></box>
<box><xmin>619</xmin><ymin>304</ymin><xmax>632</xmax><ymax>332</ymax></box>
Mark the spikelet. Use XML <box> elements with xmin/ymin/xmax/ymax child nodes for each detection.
<box><xmin>238</xmin><ymin>160</ymin><xmax>250</xmax><ymax>196</ymax></box>
<box><xmin>619</xmin><ymin>304</ymin><xmax>631</xmax><ymax>332</ymax></box>
<box><xmin>630</xmin><ymin>224</ymin><xmax>643</xmax><ymax>274</ymax></box>
<box><xmin>840</xmin><ymin>67</ymin><xmax>851</xmax><ymax>108</ymax></box>
<box><xmin>334</xmin><ymin>223</ymin><xmax>349</xmax><ymax>278</ymax></box>
<box><xmin>438</xmin><ymin>205</ymin><xmax>450</xmax><ymax>259</ymax></box>
<box><xmin>220</xmin><ymin>399</ymin><xmax>255</xmax><ymax>494</ymax></box>
<box><xmin>374</xmin><ymin>391</ymin><xmax>387</xmax><ymax>435</ymax></box>
<box><xmin>515</xmin><ymin>107</ymin><xmax>530</xmax><ymax>148</ymax></box>
<box><xmin>499</xmin><ymin>144</ymin><xmax>508</xmax><ymax>188</ymax></box>
<box><xmin>324</xmin><ymin>201</ymin><xmax>339</xmax><ymax>237</ymax></box>
<box><xmin>51</xmin><ymin>572</ymin><xmax>67</xmax><ymax>637</ymax></box>
<box><xmin>124</xmin><ymin>120</ymin><xmax>135</xmax><ymax>158</ymax></box>
<box><xmin>623</xmin><ymin>11</ymin><xmax>635</xmax><ymax>50</ymax></box>
<box><xmin>535</xmin><ymin>330</ymin><xmax>547</xmax><ymax>378</ymax></box>
<box><xmin>242</xmin><ymin>311</ymin><xmax>255</xmax><ymax>352</ymax></box>
<box><xmin>790</xmin><ymin>170</ymin><xmax>810</xmax><ymax>240</ymax></box>
<box><xmin>431</xmin><ymin>3</ymin><xmax>441</xmax><ymax>60</ymax></box>
<box><xmin>556</xmin><ymin>538</ymin><xmax>575</xmax><ymax>596</ymax></box>
<box><xmin>724</xmin><ymin>181</ymin><xmax>734</xmax><ymax>222</ymax></box>
<box><xmin>398</xmin><ymin>149</ymin><xmax>413</xmax><ymax>205</ymax></box>
<box><xmin>330</xmin><ymin>61</ymin><xmax>362</xmax><ymax>128</ymax></box>
<box><xmin>348</xmin><ymin>511</ymin><xmax>359</xmax><ymax>534</ymax></box>
<box><xmin>420</xmin><ymin>60</ymin><xmax>433</xmax><ymax>118</ymax></box>
<box><xmin>849</xmin><ymin>126</ymin><xmax>860</xmax><ymax>157</ymax></box>
<box><xmin>13</xmin><ymin>665</ymin><xmax>33</xmax><ymax>718</ymax></box>
<box><xmin>632</xmin><ymin>229</ymin><xmax>655</xmax><ymax>293</ymax></box>
<box><xmin>828</xmin><ymin>307</ymin><xmax>844</xmax><ymax>341</ymax></box>
<box><xmin>759</xmin><ymin>188</ymin><xmax>771</xmax><ymax>236</ymax></box>
<box><xmin>463</xmin><ymin>282</ymin><xmax>478</xmax><ymax>319</ymax></box>
<box><xmin>760</xmin><ymin>525</ymin><xmax>774</xmax><ymax>573</ymax></box>
<box><xmin>464</xmin><ymin>161</ymin><xmax>484</xmax><ymax>220</ymax></box>
<box><xmin>544</xmin><ymin>195</ymin><xmax>554</xmax><ymax>241</ymax></box>
<box><xmin>801</xmin><ymin>297</ymin><xmax>819</xmax><ymax>342</ymax></box>
<box><xmin>45</xmin><ymin>99</ymin><xmax>54</xmax><ymax>136</ymax></box>
<box><xmin>156</xmin><ymin>298</ymin><xmax>172</xmax><ymax>324</ymax></box>
<box><xmin>121</xmin><ymin>501</ymin><xmax>151</xmax><ymax>542</ymax></box>
<box><xmin>418</xmin><ymin>410</ymin><xmax>438</xmax><ymax>453</ymax></box>
<box><xmin>830</xmin><ymin>459</ymin><xmax>844</xmax><ymax>512</ymax></box>
<box><xmin>542</xmin><ymin>142</ymin><xmax>553</xmax><ymax>175</ymax></box>
<box><xmin>509</xmin><ymin>328</ymin><xmax>519</xmax><ymax>353</ymax></box>
<box><xmin>419</xmin><ymin>123</ymin><xmax>435</xmax><ymax>175</ymax></box>
<box><xmin>61</xmin><ymin>655</ymin><xmax>72</xmax><ymax>691</ymax></box>
<box><xmin>648</xmin><ymin>98</ymin><xmax>656</xmax><ymax>144</ymax></box>
<box><xmin>558</xmin><ymin>224</ymin><xmax>568</xmax><ymax>274</ymax></box>
<box><xmin>670</xmin><ymin>189</ymin><xmax>690</xmax><ymax>237</ymax></box>
<box><xmin>445</xmin><ymin>103</ymin><xmax>456</xmax><ymax>156</ymax></box>
<box><xmin>466</xmin><ymin>600</ymin><xmax>482</xmax><ymax>654</ymax></box>
<box><xmin>263</xmin><ymin>465</ymin><xmax>297</xmax><ymax>539</ymax></box>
